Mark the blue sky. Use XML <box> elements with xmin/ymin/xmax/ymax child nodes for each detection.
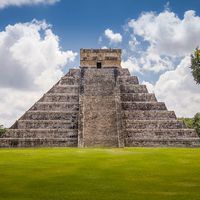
<box><xmin>1</xmin><ymin>0</ymin><xmax>200</xmax><ymax>51</ymax></box>
<box><xmin>0</xmin><ymin>0</ymin><xmax>200</xmax><ymax>126</ymax></box>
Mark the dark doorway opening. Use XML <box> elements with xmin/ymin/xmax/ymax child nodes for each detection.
<box><xmin>97</xmin><ymin>62</ymin><xmax>102</xmax><ymax>68</ymax></box>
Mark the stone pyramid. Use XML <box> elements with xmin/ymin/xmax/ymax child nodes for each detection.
<box><xmin>1</xmin><ymin>49</ymin><xmax>200</xmax><ymax>147</ymax></box>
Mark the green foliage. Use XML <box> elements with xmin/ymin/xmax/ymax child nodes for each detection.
<box><xmin>179</xmin><ymin>113</ymin><xmax>200</xmax><ymax>136</ymax></box>
<box><xmin>193</xmin><ymin>113</ymin><xmax>200</xmax><ymax>136</ymax></box>
<box><xmin>0</xmin><ymin>125</ymin><xmax>6</xmax><ymax>137</ymax></box>
<box><xmin>191</xmin><ymin>47</ymin><xmax>200</xmax><ymax>84</ymax></box>
<box><xmin>179</xmin><ymin>118</ymin><xmax>194</xmax><ymax>129</ymax></box>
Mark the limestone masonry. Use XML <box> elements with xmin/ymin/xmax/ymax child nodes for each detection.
<box><xmin>1</xmin><ymin>49</ymin><xmax>200</xmax><ymax>147</ymax></box>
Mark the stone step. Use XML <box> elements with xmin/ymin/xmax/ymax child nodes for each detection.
<box><xmin>4</xmin><ymin>129</ymin><xmax>78</xmax><ymax>138</ymax></box>
<box><xmin>59</xmin><ymin>77</ymin><xmax>80</xmax><ymax>85</ymax></box>
<box><xmin>118</xmin><ymin>68</ymin><xmax>130</xmax><ymax>76</ymax></box>
<box><xmin>41</xmin><ymin>93</ymin><xmax>79</xmax><ymax>102</ymax></box>
<box><xmin>68</xmin><ymin>68</ymin><xmax>80</xmax><ymax>77</ymax></box>
<box><xmin>81</xmin><ymin>67</ymin><xmax>131</xmax><ymax>77</ymax></box>
<box><xmin>0</xmin><ymin>138</ymin><xmax>78</xmax><ymax>148</ymax></box>
<box><xmin>30</xmin><ymin>102</ymin><xmax>79</xmax><ymax>111</ymax></box>
<box><xmin>121</xmin><ymin>102</ymin><xmax>167</xmax><ymax>110</ymax></box>
<box><xmin>48</xmin><ymin>85</ymin><xmax>79</xmax><ymax>93</ymax></box>
<box><xmin>82</xmin><ymin>70</ymin><xmax>116</xmax><ymax>77</ymax></box>
<box><xmin>123</xmin><ymin>110</ymin><xmax>176</xmax><ymax>120</ymax></box>
<box><xmin>82</xmin><ymin>69</ymin><xmax>117</xmax><ymax>77</ymax></box>
<box><xmin>82</xmin><ymin>76</ymin><xmax>116</xmax><ymax>85</ymax></box>
<box><xmin>82</xmin><ymin>80</ymin><xmax>115</xmax><ymax>87</ymax></box>
<box><xmin>17</xmin><ymin>120</ymin><xmax>78</xmax><ymax>129</ymax></box>
<box><xmin>125</xmin><ymin>129</ymin><xmax>198</xmax><ymax>138</ymax></box>
<box><xmin>21</xmin><ymin>111</ymin><xmax>78</xmax><ymax>120</ymax></box>
<box><xmin>118</xmin><ymin>76</ymin><xmax>139</xmax><ymax>84</ymax></box>
<box><xmin>124</xmin><ymin>120</ymin><xmax>185</xmax><ymax>129</ymax></box>
<box><xmin>121</xmin><ymin>93</ymin><xmax>156</xmax><ymax>102</ymax></box>
<box><xmin>120</xmin><ymin>85</ymin><xmax>148</xmax><ymax>93</ymax></box>
<box><xmin>124</xmin><ymin>138</ymin><xmax>200</xmax><ymax>147</ymax></box>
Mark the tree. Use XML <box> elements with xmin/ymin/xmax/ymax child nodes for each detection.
<box><xmin>0</xmin><ymin>124</ymin><xmax>6</xmax><ymax>137</ymax></box>
<box><xmin>193</xmin><ymin>113</ymin><xmax>200</xmax><ymax>136</ymax></box>
<box><xmin>191</xmin><ymin>47</ymin><xmax>200</xmax><ymax>84</ymax></box>
<box><xmin>179</xmin><ymin>113</ymin><xmax>200</xmax><ymax>136</ymax></box>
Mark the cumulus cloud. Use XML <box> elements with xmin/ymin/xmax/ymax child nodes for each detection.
<box><xmin>122</xmin><ymin>47</ymin><xmax>174</xmax><ymax>73</ymax></box>
<box><xmin>0</xmin><ymin>0</ymin><xmax>59</xmax><ymax>8</ymax></box>
<box><xmin>153</xmin><ymin>56</ymin><xmax>200</xmax><ymax>117</ymax></box>
<box><xmin>129</xmin><ymin>10</ymin><xmax>200</xmax><ymax>57</ymax></box>
<box><xmin>122</xmin><ymin>9</ymin><xmax>200</xmax><ymax>117</ymax></box>
<box><xmin>104</xmin><ymin>29</ymin><xmax>122</xmax><ymax>44</ymax></box>
<box><xmin>142</xmin><ymin>81</ymin><xmax>154</xmax><ymax>93</ymax></box>
<box><xmin>128</xmin><ymin>35</ymin><xmax>140</xmax><ymax>51</ymax></box>
<box><xmin>101</xmin><ymin>46</ymin><xmax>108</xmax><ymax>49</ymax></box>
<box><xmin>121</xmin><ymin>57</ymin><xmax>141</xmax><ymax>74</ymax></box>
<box><xmin>0</xmin><ymin>20</ymin><xmax>77</xmax><ymax>127</ymax></box>
<box><xmin>125</xmin><ymin>10</ymin><xmax>200</xmax><ymax>73</ymax></box>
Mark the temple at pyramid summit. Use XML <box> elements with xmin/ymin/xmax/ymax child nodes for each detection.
<box><xmin>1</xmin><ymin>49</ymin><xmax>200</xmax><ymax>147</ymax></box>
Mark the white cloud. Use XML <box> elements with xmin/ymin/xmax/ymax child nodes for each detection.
<box><xmin>129</xmin><ymin>10</ymin><xmax>200</xmax><ymax>57</ymax></box>
<box><xmin>0</xmin><ymin>20</ymin><xmax>77</xmax><ymax>127</ymax></box>
<box><xmin>142</xmin><ymin>81</ymin><xmax>154</xmax><ymax>93</ymax></box>
<box><xmin>128</xmin><ymin>35</ymin><xmax>139</xmax><ymax>51</ymax></box>
<box><xmin>101</xmin><ymin>46</ymin><xmax>108</xmax><ymax>49</ymax></box>
<box><xmin>0</xmin><ymin>0</ymin><xmax>59</xmax><ymax>9</ymax></box>
<box><xmin>122</xmin><ymin>47</ymin><xmax>174</xmax><ymax>73</ymax></box>
<box><xmin>121</xmin><ymin>57</ymin><xmax>141</xmax><ymax>74</ymax></box>
<box><xmin>104</xmin><ymin>29</ymin><xmax>122</xmax><ymax>44</ymax></box>
<box><xmin>147</xmin><ymin>56</ymin><xmax>200</xmax><ymax>117</ymax></box>
<box><xmin>123</xmin><ymin>9</ymin><xmax>200</xmax><ymax>117</ymax></box>
<box><xmin>0</xmin><ymin>88</ymin><xmax>43</xmax><ymax>127</ymax></box>
<box><xmin>126</xmin><ymin>10</ymin><xmax>200</xmax><ymax>73</ymax></box>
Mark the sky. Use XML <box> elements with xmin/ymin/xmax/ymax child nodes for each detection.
<box><xmin>0</xmin><ymin>0</ymin><xmax>200</xmax><ymax>127</ymax></box>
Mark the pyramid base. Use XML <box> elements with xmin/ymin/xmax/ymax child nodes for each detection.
<box><xmin>1</xmin><ymin>137</ymin><xmax>200</xmax><ymax>148</ymax></box>
<box><xmin>125</xmin><ymin>138</ymin><xmax>200</xmax><ymax>147</ymax></box>
<box><xmin>0</xmin><ymin>138</ymin><xmax>77</xmax><ymax>148</ymax></box>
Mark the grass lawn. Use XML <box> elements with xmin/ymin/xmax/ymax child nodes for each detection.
<box><xmin>0</xmin><ymin>148</ymin><xmax>200</xmax><ymax>200</ymax></box>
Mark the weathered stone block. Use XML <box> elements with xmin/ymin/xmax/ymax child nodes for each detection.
<box><xmin>17</xmin><ymin>120</ymin><xmax>78</xmax><ymax>129</ymax></box>
<box><xmin>121</xmin><ymin>102</ymin><xmax>167</xmax><ymax>110</ymax></box>
<box><xmin>125</xmin><ymin>129</ymin><xmax>197</xmax><ymax>139</ymax></box>
<box><xmin>30</xmin><ymin>102</ymin><xmax>79</xmax><ymax>111</ymax></box>
<box><xmin>120</xmin><ymin>85</ymin><xmax>148</xmax><ymax>93</ymax></box>
<box><xmin>42</xmin><ymin>94</ymin><xmax>79</xmax><ymax>102</ymax></box>
<box><xmin>22</xmin><ymin>111</ymin><xmax>78</xmax><ymax>121</ymax></box>
<box><xmin>48</xmin><ymin>85</ymin><xmax>79</xmax><ymax>94</ymax></box>
<box><xmin>124</xmin><ymin>120</ymin><xmax>184</xmax><ymax>129</ymax></box>
<box><xmin>59</xmin><ymin>77</ymin><xmax>80</xmax><ymax>85</ymax></box>
<box><xmin>121</xmin><ymin>93</ymin><xmax>156</xmax><ymax>102</ymax></box>
<box><xmin>123</xmin><ymin>110</ymin><xmax>176</xmax><ymax>120</ymax></box>
<box><xmin>118</xmin><ymin>76</ymin><xmax>139</xmax><ymax>84</ymax></box>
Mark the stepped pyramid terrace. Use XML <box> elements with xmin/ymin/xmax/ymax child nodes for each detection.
<box><xmin>0</xmin><ymin>49</ymin><xmax>200</xmax><ymax>148</ymax></box>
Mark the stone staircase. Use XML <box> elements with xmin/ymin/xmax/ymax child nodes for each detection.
<box><xmin>0</xmin><ymin>69</ymin><xmax>80</xmax><ymax>147</ymax></box>
<box><xmin>118</xmin><ymin>69</ymin><xmax>200</xmax><ymax>147</ymax></box>
<box><xmin>0</xmin><ymin>67</ymin><xmax>199</xmax><ymax>148</ymax></box>
<box><xmin>78</xmin><ymin>68</ymin><xmax>122</xmax><ymax>147</ymax></box>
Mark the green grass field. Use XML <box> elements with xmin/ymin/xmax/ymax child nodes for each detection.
<box><xmin>0</xmin><ymin>148</ymin><xmax>200</xmax><ymax>200</ymax></box>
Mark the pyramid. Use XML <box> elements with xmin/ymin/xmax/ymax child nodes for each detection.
<box><xmin>1</xmin><ymin>49</ymin><xmax>200</xmax><ymax>147</ymax></box>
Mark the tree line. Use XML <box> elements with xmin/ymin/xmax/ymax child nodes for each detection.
<box><xmin>179</xmin><ymin>113</ymin><xmax>200</xmax><ymax>136</ymax></box>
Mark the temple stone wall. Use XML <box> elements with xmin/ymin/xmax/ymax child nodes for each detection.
<box><xmin>80</xmin><ymin>49</ymin><xmax>121</xmax><ymax>68</ymax></box>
